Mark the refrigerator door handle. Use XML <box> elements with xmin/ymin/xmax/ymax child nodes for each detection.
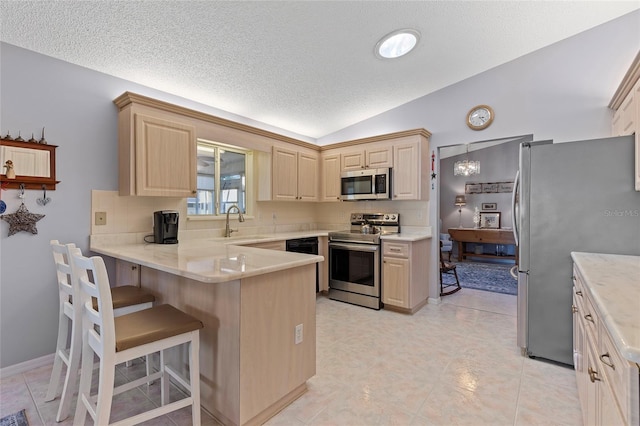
<box><xmin>511</xmin><ymin>170</ymin><xmax>520</xmax><ymax>247</ymax></box>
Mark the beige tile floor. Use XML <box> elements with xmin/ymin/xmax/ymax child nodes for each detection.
<box><xmin>1</xmin><ymin>289</ymin><xmax>582</xmax><ymax>425</ymax></box>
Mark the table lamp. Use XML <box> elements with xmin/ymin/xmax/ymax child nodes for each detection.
<box><xmin>455</xmin><ymin>195</ymin><xmax>466</xmax><ymax>228</ymax></box>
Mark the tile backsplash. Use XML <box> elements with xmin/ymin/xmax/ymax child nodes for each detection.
<box><xmin>91</xmin><ymin>190</ymin><xmax>430</xmax><ymax>237</ymax></box>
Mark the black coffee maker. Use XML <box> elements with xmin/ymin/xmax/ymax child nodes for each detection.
<box><xmin>153</xmin><ymin>210</ymin><xmax>179</xmax><ymax>244</ymax></box>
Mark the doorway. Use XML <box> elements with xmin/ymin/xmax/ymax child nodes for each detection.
<box><xmin>437</xmin><ymin>135</ymin><xmax>529</xmax><ymax>296</ymax></box>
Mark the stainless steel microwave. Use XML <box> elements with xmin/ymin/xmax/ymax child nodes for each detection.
<box><xmin>340</xmin><ymin>168</ymin><xmax>391</xmax><ymax>201</ymax></box>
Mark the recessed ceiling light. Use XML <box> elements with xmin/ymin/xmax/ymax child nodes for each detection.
<box><xmin>375</xmin><ymin>29</ymin><xmax>420</xmax><ymax>59</ymax></box>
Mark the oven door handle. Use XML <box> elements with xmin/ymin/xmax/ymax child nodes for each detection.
<box><xmin>329</xmin><ymin>242</ymin><xmax>379</xmax><ymax>252</ymax></box>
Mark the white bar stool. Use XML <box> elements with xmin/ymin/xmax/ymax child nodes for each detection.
<box><xmin>71</xmin><ymin>248</ymin><xmax>203</xmax><ymax>426</ymax></box>
<box><xmin>44</xmin><ymin>240</ymin><xmax>155</xmax><ymax>422</ymax></box>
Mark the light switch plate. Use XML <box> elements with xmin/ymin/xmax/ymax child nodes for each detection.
<box><xmin>95</xmin><ymin>211</ymin><xmax>107</xmax><ymax>226</ymax></box>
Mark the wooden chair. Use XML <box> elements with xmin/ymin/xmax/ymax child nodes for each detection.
<box><xmin>44</xmin><ymin>240</ymin><xmax>156</xmax><ymax>422</ymax></box>
<box><xmin>71</xmin><ymin>248</ymin><xmax>204</xmax><ymax>425</ymax></box>
<box><xmin>440</xmin><ymin>241</ymin><xmax>461</xmax><ymax>296</ymax></box>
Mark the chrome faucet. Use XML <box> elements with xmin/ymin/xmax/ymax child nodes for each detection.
<box><xmin>224</xmin><ymin>204</ymin><xmax>245</xmax><ymax>237</ymax></box>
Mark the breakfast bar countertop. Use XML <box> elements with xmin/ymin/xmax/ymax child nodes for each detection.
<box><xmin>90</xmin><ymin>237</ymin><xmax>323</xmax><ymax>284</ymax></box>
<box><xmin>571</xmin><ymin>252</ymin><xmax>640</xmax><ymax>364</ymax></box>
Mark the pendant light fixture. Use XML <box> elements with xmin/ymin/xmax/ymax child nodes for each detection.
<box><xmin>453</xmin><ymin>145</ymin><xmax>480</xmax><ymax>176</ymax></box>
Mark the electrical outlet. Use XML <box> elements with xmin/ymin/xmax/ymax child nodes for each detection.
<box><xmin>95</xmin><ymin>211</ymin><xmax>107</xmax><ymax>226</ymax></box>
<box><xmin>294</xmin><ymin>324</ymin><xmax>303</xmax><ymax>345</ymax></box>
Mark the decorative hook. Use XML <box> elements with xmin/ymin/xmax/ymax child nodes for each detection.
<box><xmin>37</xmin><ymin>184</ymin><xmax>51</xmax><ymax>206</ymax></box>
<box><xmin>18</xmin><ymin>183</ymin><xmax>25</xmax><ymax>199</ymax></box>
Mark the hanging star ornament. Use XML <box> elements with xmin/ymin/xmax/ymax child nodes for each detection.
<box><xmin>1</xmin><ymin>202</ymin><xmax>45</xmax><ymax>236</ymax></box>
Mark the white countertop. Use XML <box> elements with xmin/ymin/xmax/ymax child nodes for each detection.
<box><xmin>571</xmin><ymin>252</ymin><xmax>640</xmax><ymax>364</ymax></box>
<box><xmin>90</xmin><ymin>227</ymin><xmax>431</xmax><ymax>284</ymax></box>
<box><xmin>91</xmin><ymin>237</ymin><xmax>323</xmax><ymax>284</ymax></box>
<box><xmin>380</xmin><ymin>227</ymin><xmax>432</xmax><ymax>242</ymax></box>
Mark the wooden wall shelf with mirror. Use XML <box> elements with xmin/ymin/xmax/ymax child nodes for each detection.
<box><xmin>0</xmin><ymin>139</ymin><xmax>60</xmax><ymax>190</ymax></box>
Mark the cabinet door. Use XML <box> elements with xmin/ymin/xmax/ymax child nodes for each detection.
<box><xmin>297</xmin><ymin>151</ymin><xmax>319</xmax><ymax>201</ymax></box>
<box><xmin>601</xmin><ymin>377</ymin><xmax>626</xmax><ymax>426</ymax></box>
<box><xmin>635</xmin><ymin>79</ymin><xmax>640</xmax><ymax>191</ymax></box>
<box><xmin>134</xmin><ymin>114</ymin><xmax>196</xmax><ymax>197</ymax></box>
<box><xmin>366</xmin><ymin>146</ymin><xmax>393</xmax><ymax>169</ymax></box>
<box><xmin>585</xmin><ymin>338</ymin><xmax>600</xmax><ymax>426</ymax></box>
<box><xmin>272</xmin><ymin>147</ymin><xmax>298</xmax><ymax>200</ymax></box>
<box><xmin>341</xmin><ymin>150</ymin><xmax>365</xmax><ymax>171</ymax></box>
<box><xmin>382</xmin><ymin>257</ymin><xmax>409</xmax><ymax>308</ymax></box>
<box><xmin>573</xmin><ymin>291</ymin><xmax>588</xmax><ymax>416</ymax></box>
<box><xmin>321</xmin><ymin>153</ymin><xmax>341</xmax><ymax>202</ymax></box>
<box><xmin>393</xmin><ymin>141</ymin><xmax>420</xmax><ymax>200</ymax></box>
<box><xmin>115</xmin><ymin>259</ymin><xmax>141</xmax><ymax>287</ymax></box>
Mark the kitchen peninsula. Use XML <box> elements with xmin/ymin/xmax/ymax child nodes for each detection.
<box><xmin>90</xmin><ymin>235</ymin><xmax>323</xmax><ymax>426</ymax></box>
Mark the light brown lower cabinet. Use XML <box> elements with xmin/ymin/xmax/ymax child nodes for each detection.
<box><xmin>573</xmin><ymin>264</ymin><xmax>639</xmax><ymax>425</ymax></box>
<box><xmin>381</xmin><ymin>239</ymin><xmax>429</xmax><ymax>314</ymax></box>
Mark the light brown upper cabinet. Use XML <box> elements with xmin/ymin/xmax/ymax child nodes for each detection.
<box><xmin>115</xmin><ymin>95</ymin><xmax>197</xmax><ymax>197</ymax></box>
<box><xmin>320</xmin><ymin>152</ymin><xmax>341</xmax><ymax>202</ymax></box>
<box><xmin>392</xmin><ymin>134</ymin><xmax>429</xmax><ymax>201</ymax></box>
<box><xmin>609</xmin><ymin>51</ymin><xmax>639</xmax><ymax>191</ymax></box>
<box><xmin>272</xmin><ymin>146</ymin><xmax>319</xmax><ymax>201</ymax></box>
<box><xmin>340</xmin><ymin>143</ymin><xmax>393</xmax><ymax>172</ymax></box>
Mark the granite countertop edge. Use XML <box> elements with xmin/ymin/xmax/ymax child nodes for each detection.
<box><xmin>571</xmin><ymin>251</ymin><xmax>640</xmax><ymax>364</ymax></box>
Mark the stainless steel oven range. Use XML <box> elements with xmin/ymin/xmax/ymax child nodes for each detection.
<box><xmin>328</xmin><ymin>212</ymin><xmax>400</xmax><ymax>310</ymax></box>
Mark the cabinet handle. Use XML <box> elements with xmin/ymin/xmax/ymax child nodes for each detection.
<box><xmin>588</xmin><ymin>367</ymin><xmax>601</xmax><ymax>383</ymax></box>
<box><xmin>584</xmin><ymin>313</ymin><xmax>594</xmax><ymax>323</ymax></box>
<box><xmin>390</xmin><ymin>248</ymin><xmax>401</xmax><ymax>252</ymax></box>
<box><xmin>571</xmin><ymin>305</ymin><xmax>578</xmax><ymax>314</ymax></box>
<box><xmin>575</xmin><ymin>290</ymin><xmax>583</xmax><ymax>297</ymax></box>
<box><xmin>599</xmin><ymin>353</ymin><xmax>615</xmax><ymax>370</ymax></box>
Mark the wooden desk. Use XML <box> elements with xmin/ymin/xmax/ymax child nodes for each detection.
<box><xmin>448</xmin><ymin>228</ymin><xmax>517</xmax><ymax>263</ymax></box>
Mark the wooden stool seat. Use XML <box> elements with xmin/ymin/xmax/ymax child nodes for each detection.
<box><xmin>100</xmin><ymin>285</ymin><xmax>156</xmax><ymax>311</ymax></box>
<box><xmin>115</xmin><ymin>304</ymin><xmax>203</xmax><ymax>351</ymax></box>
<box><xmin>44</xmin><ymin>240</ymin><xmax>156</xmax><ymax>423</ymax></box>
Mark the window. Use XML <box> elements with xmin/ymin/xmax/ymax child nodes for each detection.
<box><xmin>187</xmin><ymin>140</ymin><xmax>249</xmax><ymax>216</ymax></box>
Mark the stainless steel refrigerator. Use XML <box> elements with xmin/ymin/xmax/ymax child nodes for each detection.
<box><xmin>513</xmin><ymin>135</ymin><xmax>640</xmax><ymax>365</ymax></box>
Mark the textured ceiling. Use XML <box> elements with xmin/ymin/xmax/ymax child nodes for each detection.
<box><xmin>1</xmin><ymin>1</ymin><xmax>638</xmax><ymax>140</ymax></box>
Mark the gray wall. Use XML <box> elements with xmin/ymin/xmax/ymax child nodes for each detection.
<box><xmin>1</xmin><ymin>10</ymin><xmax>639</xmax><ymax>369</ymax></box>
<box><xmin>440</xmin><ymin>141</ymin><xmax>520</xmax><ymax>232</ymax></box>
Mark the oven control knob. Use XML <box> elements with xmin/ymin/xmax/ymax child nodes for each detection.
<box><xmin>390</xmin><ymin>214</ymin><xmax>396</xmax><ymax>221</ymax></box>
<box><xmin>384</xmin><ymin>215</ymin><xmax>389</xmax><ymax>220</ymax></box>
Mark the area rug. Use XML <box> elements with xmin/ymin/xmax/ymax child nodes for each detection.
<box><xmin>0</xmin><ymin>410</ymin><xmax>28</xmax><ymax>426</ymax></box>
<box><xmin>445</xmin><ymin>261</ymin><xmax>517</xmax><ymax>295</ymax></box>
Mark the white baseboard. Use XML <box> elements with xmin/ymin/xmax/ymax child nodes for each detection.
<box><xmin>0</xmin><ymin>353</ymin><xmax>54</xmax><ymax>379</ymax></box>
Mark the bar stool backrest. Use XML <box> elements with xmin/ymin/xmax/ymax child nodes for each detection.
<box><xmin>51</xmin><ymin>241</ymin><xmax>79</xmax><ymax>319</ymax></box>
<box><xmin>71</xmin><ymin>249</ymin><xmax>116</xmax><ymax>360</ymax></box>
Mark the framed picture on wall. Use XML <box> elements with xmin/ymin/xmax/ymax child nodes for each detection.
<box><xmin>465</xmin><ymin>183</ymin><xmax>482</xmax><ymax>194</ymax></box>
<box><xmin>481</xmin><ymin>182</ymin><xmax>498</xmax><ymax>193</ymax></box>
<box><xmin>498</xmin><ymin>182</ymin><xmax>514</xmax><ymax>193</ymax></box>
<box><xmin>479</xmin><ymin>212</ymin><xmax>501</xmax><ymax>229</ymax></box>
<box><xmin>482</xmin><ymin>202</ymin><xmax>497</xmax><ymax>210</ymax></box>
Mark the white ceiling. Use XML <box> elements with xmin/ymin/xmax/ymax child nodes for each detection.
<box><xmin>1</xmin><ymin>1</ymin><xmax>638</xmax><ymax>140</ymax></box>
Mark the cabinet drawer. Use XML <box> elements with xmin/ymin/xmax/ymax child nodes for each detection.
<box><xmin>599</xmin><ymin>323</ymin><xmax>629</xmax><ymax>423</ymax></box>
<box><xmin>383</xmin><ymin>242</ymin><xmax>409</xmax><ymax>257</ymax></box>
<box><xmin>583</xmin><ymin>293</ymin><xmax>599</xmax><ymax>342</ymax></box>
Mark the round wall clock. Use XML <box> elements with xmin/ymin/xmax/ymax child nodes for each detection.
<box><xmin>466</xmin><ymin>105</ymin><xmax>494</xmax><ymax>130</ymax></box>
